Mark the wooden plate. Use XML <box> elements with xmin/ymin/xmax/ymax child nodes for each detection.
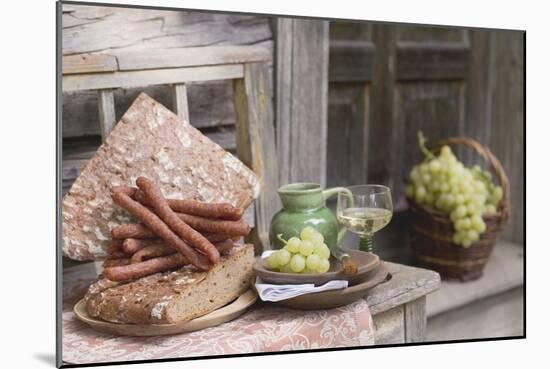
<box><xmin>275</xmin><ymin>263</ymin><xmax>391</xmax><ymax>310</ymax></box>
<box><xmin>254</xmin><ymin>249</ymin><xmax>380</xmax><ymax>286</ymax></box>
<box><xmin>73</xmin><ymin>289</ymin><xmax>257</xmax><ymax>336</ymax></box>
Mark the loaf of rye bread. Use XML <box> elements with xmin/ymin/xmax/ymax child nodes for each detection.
<box><xmin>62</xmin><ymin>93</ymin><xmax>259</xmax><ymax>260</ymax></box>
<box><xmin>84</xmin><ymin>243</ymin><xmax>254</xmax><ymax>324</ymax></box>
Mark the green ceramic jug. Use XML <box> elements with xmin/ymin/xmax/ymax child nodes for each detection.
<box><xmin>269</xmin><ymin>183</ymin><xmax>352</xmax><ymax>249</ymax></box>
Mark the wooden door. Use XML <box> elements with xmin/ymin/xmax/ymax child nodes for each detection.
<box><xmin>327</xmin><ymin>22</ymin><xmax>524</xmax><ymax>245</ymax></box>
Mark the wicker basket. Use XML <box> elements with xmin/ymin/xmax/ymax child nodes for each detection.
<box><xmin>408</xmin><ymin>137</ymin><xmax>510</xmax><ymax>281</ymax></box>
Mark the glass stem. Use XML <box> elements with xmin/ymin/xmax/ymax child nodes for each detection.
<box><xmin>359</xmin><ymin>234</ymin><xmax>374</xmax><ymax>253</ymax></box>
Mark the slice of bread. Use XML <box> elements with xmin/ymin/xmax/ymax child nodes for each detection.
<box><xmin>62</xmin><ymin>93</ymin><xmax>259</xmax><ymax>260</ymax></box>
<box><xmin>84</xmin><ymin>244</ymin><xmax>254</xmax><ymax>324</ymax></box>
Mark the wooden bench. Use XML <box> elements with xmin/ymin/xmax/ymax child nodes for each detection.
<box><xmin>62</xmin><ymin>45</ymin><xmax>279</xmax><ymax>252</ymax></box>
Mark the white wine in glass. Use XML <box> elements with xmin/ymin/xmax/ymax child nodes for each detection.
<box><xmin>337</xmin><ymin>185</ymin><xmax>393</xmax><ymax>253</ymax></box>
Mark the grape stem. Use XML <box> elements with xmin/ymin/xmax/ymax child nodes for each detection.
<box><xmin>276</xmin><ymin>233</ymin><xmax>288</xmax><ymax>245</ymax></box>
<box><xmin>418</xmin><ymin>131</ymin><xmax>436</xmax><ymax>161</ymax></box>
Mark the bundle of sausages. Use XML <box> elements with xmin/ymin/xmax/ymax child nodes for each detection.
<box><xmin>102</xmin><ymin>177</ymin><xmax>251</xmax><ymax>282</ymax></box>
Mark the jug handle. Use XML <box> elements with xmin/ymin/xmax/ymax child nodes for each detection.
<box><xmin>322</xmin><ymin>187</ymin><xmax>353</xmax><ymax>246</ymax></box>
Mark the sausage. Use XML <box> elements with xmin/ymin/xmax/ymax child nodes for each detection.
<box><xmin>123</xmin><ymin>238</ymin><xmax>155</xmax><ymax>254</ymax></box>
<box><xmin>135</xmin><ymin>177</ymin><xmax>220</xmax><ymax>264</ymax></box>
<box><xmin>131</xmin><ymin>243</ymin><xmax>175</xmax><ymax>264</ymax></box>
<box><xmin>214</xmin><ymin>239</ymin><xmax>236</xmax><ymax>255</ymax></box>
<box><xmin>175</xmin><ymin>213</ymin><xmax>250</xmax><ymax>237</ymax></box>
<box><xmin>111</xmin><ymin>224</ymin><xmax>156</xmax><ymax>239</ymax></box>
<box><xmin>102</xmin><ymin>258</ymin><xmax>131</xmax><ymax>268</ymax></box>
<box><xmin>135</xmin><ymin>190</ymin><xmax>243</xmax><ymax>220</ymax></box>
<box><xmin>106</xmin><ymin>239</ymin><xmax>124</xmax><ymax>254</ymax></box>
<box><xmin>112</xmin><ymin>221</ymin><xmax>245</xmax><ymax>240</ymax></box>
<box><xmin>111</xmin><ymin>189</ymin><xmax>211</xmax><ymax>271</ymax></box>
<box><xmin>103</xmin><ymin>253</ymin><xmax>187</xmax><ymax>282</ymax></box>
<box><xmin>130</xmin><ymin>239</ymin><xmax>236</xmax><ymax>263</ymax></box>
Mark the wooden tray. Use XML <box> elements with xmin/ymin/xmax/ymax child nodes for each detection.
<box><xmin>254</xmin><ymin>249</ymin><xmax>380</xmax><ymax>286</ymax></box>
<box><xmin>274</xmin><ymin>263</ymin><xmax>391</xmax><ymax>310</ymax></box>
<box><xmin>73</xmin><ymin>289</ymin><xmax>257</xmax><ymax>336</ymax></box>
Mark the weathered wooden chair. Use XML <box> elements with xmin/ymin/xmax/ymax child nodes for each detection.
<box><xmin>62</xmin><ymin>46</ymin><xmax>279</xmax><ymax>251</ymax></box>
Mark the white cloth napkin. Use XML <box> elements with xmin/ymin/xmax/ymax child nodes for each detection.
<box><xmin>255</xmin><ymin>277</ymin><xmax>348</xmax><ymax>302</ymax></box>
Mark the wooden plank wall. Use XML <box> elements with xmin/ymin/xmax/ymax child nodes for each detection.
<box><xmin>61</xmin><ymin>4</ymin><xmax>274</xmax><ymax>194</ymax></box>
<box><xmin>276</xmin><ymin>19</ymin><xmax>330</xmax><ymax>187</ymax></box>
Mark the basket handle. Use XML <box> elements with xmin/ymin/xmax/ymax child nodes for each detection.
<box><xmin>432</xmin><ymin>137</ymin><xmax>510</xmax><ymax>223</ymax></box>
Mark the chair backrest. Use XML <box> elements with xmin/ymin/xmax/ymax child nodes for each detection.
<box><xmin>62</xmin><ymin>46</ymin><xmax>279</xmax><ymax>252</ymax></box>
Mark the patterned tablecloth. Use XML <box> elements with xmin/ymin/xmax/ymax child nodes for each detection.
<box><xmin>62</xmin><ymin>263</ymin><xmax>376</xmax><ymax>365</ymax></box>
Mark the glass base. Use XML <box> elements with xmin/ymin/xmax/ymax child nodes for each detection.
<box><xmin>359</xmin><ymin>235</ymin><xmax>374</xmax><ymax>253</ymax></box>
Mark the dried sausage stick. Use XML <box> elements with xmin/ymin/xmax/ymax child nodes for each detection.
<box><xmin>106</xmin><ymin>239</ymin><xmax>124</xmax><ymax>254</ymax></box>
<box><xmin>111</xmin><ymin>224</ymin><xmax>156</xmax><ymax>239</ymax></box>
<box><xmin>114</xmin><ymin>185</ymin><xmax>244</xmax><ymax>220</ymax></box>
<box><xmin>111</xmin><ymin>190</ymin><xmax>211</xmax><ymax>270</ymax></box>
<box><xmin>103</xmin><ymin>253</ymin><xmax>186</xmax><ymax>282</ymax></box>
<box><xmin>102</xmin><ymin>258</ymin><xmax>131</xmax><ymax>268</ymax></box>
<box><xmin>122</xmin><ymin>238</ymin><xmax>159</xmax><ymax>254</ymax></box>
<box><xmin>136</xmin><ymin>177</ymin><xmax>220</xmax><ymax>264</ymax></box>
<box><xmin>175</xmin><ymin>213</ymin><xmax>250</xmax><ymax>237</ymax></box>
<box><xmin>135</xmin><ymin>190</ymin><xmax>243</xmax><ymax>220</ymax></box>
<box><xmin>131</xmin><ymin>239</ymin><xmax>236</xmax><ymax>263</ymax></box>
<box><xmin>131</xmin><ymin>243</ymin><xmax>175</xmax><ymax>264</ymax></box>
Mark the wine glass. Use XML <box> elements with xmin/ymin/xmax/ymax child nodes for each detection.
<box><xmin>336</xmin><ymin>185</ymin><xmax>393</xmax><ymax>253</ymax></box>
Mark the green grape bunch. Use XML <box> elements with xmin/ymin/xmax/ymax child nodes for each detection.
<box><xmin>405</xmin><ymin>133</ymin><xmax>503</xmax><ymax>248</ymax></box>
<box><xmin>267</xmin><ymin>227</ymin><xmax>332</xmax><ymax>274</ymax></box>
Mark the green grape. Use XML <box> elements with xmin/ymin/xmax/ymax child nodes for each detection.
<box><xmin>455</xmin><ymin>205</ymin><xmax>467</xmax><ymax>218</ymax></box>
<box><xmin>316</xmin><ymin>258</ymin><xmax>331</xmax><ymax>273</ymax></box>
<box><xmin>310</xmin><ymin>232</ymin><xmax>324</xmax><ymax>247</ymax></box>
<box><xmin>313</xmin><ymin>243</ymin><xmax>331</xmax><ymax>260</ymax></box>
<box><xmin>290</xmin><ymin>254</ymin><xmax>306</xmax><ymax>273</ymax></box>
<box><xmin>299</xmin><ymin>240</ymin><xmax>314</xmax><ymax>256</ymax></box>
<box><xmin>485</xmin><ymin>204</ymin><xmax>497</xmax><ymax>215</ymax></box>
<box><xmin>440</xmin><ymin>182</ymin><xmax>450</xmax><ymax>193</ymax></box>
<box><xmin>300</xmin><ymin>226</ymin><xmax>318</xmax><ymax>241</ymax></box>
<box><xmin>429</xmin><ymin>159</ymin><xmax>442</xmax><ymax>173</ymax></box>
<box><xmin>466</xmin><ymin>202</ymin><xmax>476</xmax><ymax>216</ymax></box>
<box><xmin>473</xmin><ymin>180</ymin><xmax>485</xmax><ymax>193</ymax></box>
<box><xmin>421</xmin><ymin>173</ymin><xmax>432</xmax><ymax>185</ymax></box>
<box><xmin>280</xmin><ymin>263</ymin><xmax>293</xmax><ymax>273</ymax></box>
<box><xmin>440</xmin><ymin>145</ymin><xmax>453</xmax><ymax>158</ymax></box>
<box><xmin>450</xmin><ymin>209</ymin><xmax>460</xmax><ymax>222</ymax></box>
<box><xmin>467</xmin><ymin>229</ymin><xmax>479</xmax><ymax>242</ymax></box>
<box><xmin>276</xmin><ymin>249</ymin><xmax>291</xmax><ymax>266</ymax></box>
<box><xmin>455</xmin><ymin>194</ymin><xmax>465</xmax><ymax>205</ymax></box>
<box><xmin>419</xmin><ymin>163</ymin><xmax>430</xmax><ymax>174</ymax></box>
<box><xmin>461</xmin><ymin>238</ymin><xmax>473</xmax><ymax>248</ymax></box>
<box><xmin>462</xmin><ymin>217</ymin><xmax>472</xmax><ymax>230</ymax></box>
<box><xmin>306</xmin><ymin>254</ymin><xmax>321</xmax><ymax>271</ymax></box>
<box><xmin>471</xmin><ymin>215</ymin><xmax>484</xmax><ymax>232</ymax></box>
<box><xmin>286</xmin><ymin>237</ymin><xmax>301</xmax><ymax>253</ymax></box>
<box><xmin>267</xmin><ymin>252</ymin><xmax>280</xmax><ymax>270</ymax></box>
<box><xmin>415</xmin><ymin>186</ymin><xmax>427</xmax><ymax>203</ymax></box>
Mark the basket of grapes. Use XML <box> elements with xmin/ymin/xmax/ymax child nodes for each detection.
<box><xmin>405</xmin><ymin>133</ymin><xmax>510</xmax><ymax>281</ymax></box>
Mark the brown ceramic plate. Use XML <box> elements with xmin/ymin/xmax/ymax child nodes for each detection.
<box><xmin>254</xmin><ymin>249</ymin><xmax>380</xmax><ymax>286</ymax></box>
<box><xmin>73</xmin><ymin>289</ymin><xmax>257</xmax><ymax>336</ymax></box>
<box><xmin>275</xmin><ymin>263</ymin><xmax>391</xmax><ymax>310</ymax></box>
